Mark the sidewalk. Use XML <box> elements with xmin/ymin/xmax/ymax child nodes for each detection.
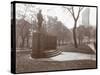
<box><xmin>88</xmin><ymin>44</ymin><xmax>96</xmax><ymax>53</ymax></box>
<box><xmin>29</xmin><ymin>52</ymin><xmax>96</xmax><ymax>61</ymax></box>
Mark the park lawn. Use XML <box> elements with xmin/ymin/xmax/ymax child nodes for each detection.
<box><xmin>16</xmin><ymin>56</ymin><xmax>96</xmax><ymax>73</ymax></box>
<box><xmin>16</xmin><ymin>51</ymin><xmax>96</xmax><ymax>73</ymax></box>
<box><xmin>59</xmin><ymin>44</ymin><xmax>95</xmax><ymax>54</ymax></box>
<box><xmin>16</xmin><ymin>44</ymin><xmax>96</xmax><ymax>73</ymax></box>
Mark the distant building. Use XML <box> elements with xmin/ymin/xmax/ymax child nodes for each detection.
<box><xmin>82</xmin><ymin>8</ymin><xmax>90</xmax><ymax>25</ymax></box>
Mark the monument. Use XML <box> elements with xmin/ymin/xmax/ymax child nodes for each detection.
<box><xmin>31</xmin><ymin>10</ymin><xmax>44</xmax><ymax>58</ymax></box>
<box><xmin>31</xmin><ymin>10</ymin><xmax>61</xmax><ymax>58</ymax></box>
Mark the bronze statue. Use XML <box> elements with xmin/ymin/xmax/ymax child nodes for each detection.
<box><xmin>37</xmin><ymin>10</ymin><xmax>43</xmax><ymax>31</ymax></box>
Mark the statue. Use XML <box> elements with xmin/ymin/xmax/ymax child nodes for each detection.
<box><xmin>31</xmin><ymin>10</ymin><xmax>59</xmax><ymax>58</ymax></box>
<box><xmin>37</xmin><ymin>10</ymin><xmax>43</xmax><ymax>32</ymax></box>
<box><xmin>31</xmin><ymin>9</ymin><xmax>44</xmax><ymax>58</ymax></box>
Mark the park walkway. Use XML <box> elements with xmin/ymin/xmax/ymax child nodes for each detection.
<box><xmin>29</xmin><ymin>52</ymin><xmax>96</xmax><ymax>61</ymax></box>
<box><xmin>88</xmin><ymin>43</ymin><xmax>96</xmax><ymax>53</ymax></box>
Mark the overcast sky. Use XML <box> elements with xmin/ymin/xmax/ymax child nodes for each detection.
<box><xmin>16</xmin><ymin>4</ymin><xmax>97</xmax><ymax>29</ymax></box>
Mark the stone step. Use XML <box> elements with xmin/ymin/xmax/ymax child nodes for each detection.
<box><xmin>44</xmin><ymin>49</ymin><xmax>62</xmax><ymax>58</ymax></box>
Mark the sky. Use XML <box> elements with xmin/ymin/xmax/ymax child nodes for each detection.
<box><xmin>16</xmin><ymin>4</ymin><xmax>97</xmax><ymax>29</ymax></box>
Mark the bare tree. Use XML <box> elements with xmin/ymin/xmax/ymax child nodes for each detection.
<box><xmin>16</xmin><ymin>4</ymin><xmax>35</xmax><ymax>48</ymax></box>
<box><xmin>77</xmin><ymin>25</ymin><xmax>86</xmax><ymax>45</ymax></box>
<box><xmin>85</xmin><ymin>26</ymin><xmax>94</xmax><ymax>43</ymax></box>
<box><xmin>47</xmin><ymin>16</ymin><xmax>72</xmax><ymax>46</ymax></box>
<box><xmin>63</xmin><ymin>6</ymin><xmax>84</xmax><ymax>48</ymax></box>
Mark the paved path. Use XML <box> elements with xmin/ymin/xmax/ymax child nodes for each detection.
<box><xmin>29</xmin><ymin>52</ymin><xmax>96</xmax><ymax>61</ymax></box>
<box><xmin>88</xmin><ymin>43</ymin><xmax>96</xmax><ymax>53</ymax></box>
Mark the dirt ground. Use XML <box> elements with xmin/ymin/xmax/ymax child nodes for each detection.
<box><xmin>16</xmin><ymin>55</ymin><xmax>96</xmax><ymax>73</ymax></box>
<box><xmin>16</xmin><ymin>56</ymin><xmax>96</xmax><ymax>72</ymax></box>
<box><xmin>16</xmin><ymin>45</ymin><xmax>96</xmax><ymax>73</ymax></box>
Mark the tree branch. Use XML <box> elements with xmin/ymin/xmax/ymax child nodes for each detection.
<box><xmin>76</xmin><ymin>7</ymin><xmax>84</xmax><ymax>21</ymax></box>
<box><xmin>72</xmin><ymin>7</ymin><xmax>76</xmax><ymax>20</ymax></box>
<box><xmin>63</xmin><ymin>6</ymin><xmax>76</xmax><ymax>20</ymax></box>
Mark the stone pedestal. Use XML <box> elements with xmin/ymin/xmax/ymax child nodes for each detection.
<box><xmin>31</xmin><ymin>32</ymin><xmax>44</xmax><ymax>58</ymax></box>
<box><xmin>31</xmin><ymin>32</ymin><xmax>60</xmax><ymax>58</ymax></box>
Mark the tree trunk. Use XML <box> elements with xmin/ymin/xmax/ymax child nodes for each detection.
<box><xmin>73</xmin><ymin>22</ymin><xmax>78</xmax><ymax>48</ymax></box>
<box><xmin>26</xmin><ymin>37</ymin><xmax>29</xmax><ymax>48</ymax></box>
<box><xmin>20</xmin><ymin>37</ymin><xmax>25</xmax><ymax>48</ymax></box>
<box><xmin>78</xmin><ymin>37</ymin><xmax>81</xmax><ymax>45</ymax></box>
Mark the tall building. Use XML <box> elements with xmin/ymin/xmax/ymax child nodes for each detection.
<box><xmin>82</xmin><ymin>8</ymin><xmax>90</xmax><ymax>25</ymax></box>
